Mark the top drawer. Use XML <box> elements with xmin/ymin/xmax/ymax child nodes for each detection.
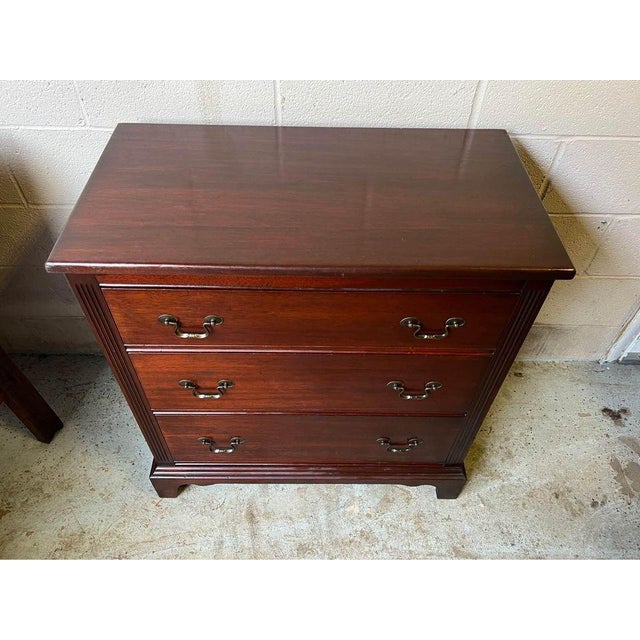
<box><xmin>103</xmin><ymin>288</ymin><xmax>519</xmax><ymax>351</ymax></box>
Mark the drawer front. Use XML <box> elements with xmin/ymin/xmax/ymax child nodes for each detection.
<box><xmin>130</xmin><ymin>352</ymin><xmax>490</xmax><ymax>414</ymax></box>
<box><xmin>104</xmin><ymin>288</ymin><xmax>518</xmax><ymax>349</ymax></box>
<box><xmin>157</xmin><ymin>414</ymin><xmax>464</xmax><ymax>464</ymax></box>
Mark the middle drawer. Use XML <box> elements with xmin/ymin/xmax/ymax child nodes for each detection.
<box><xmin>129</xmin><ymin>352</ymin><xmax>490</xmax><ymax>414</ymax></box>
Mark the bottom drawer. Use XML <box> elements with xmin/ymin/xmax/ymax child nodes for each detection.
<box><xmin>157</xmin><ymin>414</ymin><xmax>464</xmax><ymax>464</ymax></box>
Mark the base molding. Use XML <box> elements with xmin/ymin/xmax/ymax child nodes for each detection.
<box><xmin>149</xmin><ymin>461</ymin><xmax>467</xmax><ymax>499</ymax></box>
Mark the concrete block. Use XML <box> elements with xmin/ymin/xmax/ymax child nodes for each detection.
<box><xmin>76</xmin><ymin>80</ymin><xmax>275</xmax><ymax>127</ymax></box>
<box><xmin>549</xmin><ymin>215</ymin><xmax>612</xmax><ymax>274</ymax></box>
<box><xmin>587</xmin><ymin>217</ymin><xmax>640</xmax><ymax>277</ymax></box>
<box><xmin>518</xmin><ymin>324</ymin><xmax>619</xmax><ymax>361</ymax></box>
<box><xmin>511</xmin><ymin>137</ymin><xmax>558</xmax><ymax>194</ymax></box>
<box><xmin>536</xmin><ymin>278</ymin><xmax>640</xmax><ymax>327</ymax></box>
<box><xmin>0</xmin><ymin>80</ymin><xmax>84</xmax><ymax>126</ymax></box>
<box><xmin>0</xmin><ymin>267</ymin><xmax>80</xmax><ymax>317</ymax></box>
<box><xmin>0</xmin><ymin>129</ymin><xmax>112</xmax><ymax>204</ymax></box>
<box><xmin>544</xmin><ymin>324</ymin><xmax>618</xmax><ymax>361</ymax></box>
<box><xmin>0</xmin><ymin>206</ymin><xmax>71</xmax><ymax>266</ymax></box>
<box><xmin>279</xmin><ymin>80</ymin><xmax>477</xmax><ymax>127</ymax></box>
<box><xmin>543</xmin><ymin>140</ymin><xmax>640</xmax><ymax>214</ymax></box>
<box><xmin>477</xmin><ymin>81</ymin><xmax>640</xmax><ymax>136</ymax></box>
<box><xmin>516</xmin><ymin>324</ymin><xmax>549</xmax><ymax>359</ymax></box>
<box><xmin>0</xmin><ymin>166</ymin><xmax>22</xmax><ymax>204</ymax></box>
<box><xmin>0</xmin><ymin>316</ymin><xmax>98</xmax><ymax>353</ymax></box>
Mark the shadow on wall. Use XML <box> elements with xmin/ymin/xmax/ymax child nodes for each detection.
<box><xmin>511</xmin><ymin>142</ymin><xmax>548</xmax><ymax>197</ymax></box>
<box><xmin>0</xmin><ymin>155</ymin><xmax>97</xmax><ymax>353</ymax></box>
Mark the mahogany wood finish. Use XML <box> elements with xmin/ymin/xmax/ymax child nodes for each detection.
<box><xmin>98</xmin><ymin>274</ymin><xmax>524</xmax><ymax>291</ymax></box>
<box><xmin>47</xmin><ymin>125</ymin><xmax>574</xmax><ymax>280</ymax></box>
<box><xmin>47</xmin><ymin>124</ymin><xmax>575</xmax><ymax>499</ymax></box>
<box><xmin>0</xmin><ymin>346</ymin><xmax>63</xmax><ymax>443</ymax></box>
<box><xmin>149</xmin><ymin>461</ymin><xmax>468</xmax><ymax>499</ymax></box>
<box><xmin>130</xmin><ymin>351</ymin><xmax>489</xmax><ymax>414</ymax></box>
<box><xmin>69</xmin><ymin>275</ymin><xmax>172</xmax><ymax>462</ymax></box>
<box><xmin>446</xmin><ymin>280</ymin><xmax>552</xmax><ymax>464</ymax></box>
<box><xmin>103</xmin><ymin>288</ymin><xmax>519</xmax><ymax>351</ymax></box>
<box><xmin>158</xmin><ymin>415</ymin><xmax>464</xmax><ymax>464</ymax></box>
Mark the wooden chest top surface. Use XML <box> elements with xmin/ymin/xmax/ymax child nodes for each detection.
<box><xmin>46</xmin><ymin>124</ymin><xmax>574</xmax><ymax>280</ymax></box>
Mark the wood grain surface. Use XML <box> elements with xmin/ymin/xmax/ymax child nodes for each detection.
<box><xmin>158</xmin><ymin>414</ymin><xmax>464</xmax><ymax>464</ymax></box>
<box><xmin>49</xmin><ymin>125</ymin><xmax>575</xmax><ymax>498</ymax></box>
<box><xmin>46</xmin><ymin>124</ymin><xmax>575</xmax><ymax>280</ymax></box>
<box><xmin>130</xmin><ymin>351</ymin><xmax>490</xmax><ymax>414</ymax></box>
<box><xmin>104</xmin><ymin>287</ymin><xmax>519</xmax><ymax>350</ymax></box>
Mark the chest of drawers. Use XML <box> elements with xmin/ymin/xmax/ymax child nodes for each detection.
<box><xmin>46</xmin><ymin>124</ymin><xmax>574</xmax><ymax>498</ymax></box>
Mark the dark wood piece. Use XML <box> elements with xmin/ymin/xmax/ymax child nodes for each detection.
<box><xmin>149</xmin><ymin>461</ymin><xmax>467</xmax><ymax>499</ymax></box>
<box><xmin>103</xmin><ymin>287</ymin><xmax>520</xmax><ymax>350</ymax></box>
<box><xmin>46</xmin><ymin>125</ymin><xmax>575</xmax><ymax>499</ymax></box>
<box><xmin>157</xmin><ymin>414</ymin><xmax>464</xmax><ymax>463</ymax></box>
<box><xmin>97</xmin><ymin>274</ymin><xmax>524</xmax><ymax>290</ymax></box>
<box><xmin>69</xmin><ymin>275</ymin><xmax>173</xmax><ymax>462</ymax></box>
<box><xmin>0</xmin><ymin>346</ymin><xmax>63</xmax><ymax>443</ymax></box>
<box><xmin>47</xmin><ymin>125</ymin><xmax>574</xmax><ymax>280</ymax></box>
<box><xmin>129</xmin><ymin>351</ymin><xmax>490</xmax><ymax>414</ymax></box>
<box><xmin>446</xmin><ymin>280</ymin><xmax>552</xmax><ymax>463</ymax></box>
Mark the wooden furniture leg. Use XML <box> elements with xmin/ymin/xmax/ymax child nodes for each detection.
<box><xmin>0</xmin><ymin>347</ymin><xmax>63</xmax><ymax>443</ymax></box>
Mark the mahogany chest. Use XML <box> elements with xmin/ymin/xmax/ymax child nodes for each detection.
<box><xmin>46</xmin><ymin>124</ymin><xmax>575</xmax><ymax>498</ymax></box>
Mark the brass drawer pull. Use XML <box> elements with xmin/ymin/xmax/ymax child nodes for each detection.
<box><xmin>198</xmin><ymin>436</ymin><xmax>244</xmax><ymax>454</ymax></box>
<box><xmin>377</xmin><ymin>437</ymin><xmax>423</xmax><ymax>453</ymax></box>
<box><xmin>400</xmin><ymin>316</ymin><xmax>465</xmax><ymax>340</ymax></box>
<box><xmin>179</xmin><ymin>379</ymin><xmax>233</xmax><ymax>399</ymax></box>
<box><xmin>387</xmin><ymin>380</ymin><xmax>443</xmax><ymax>400</ymax></box>
<box><xmin>158</xmin><ymin>314</ymin><xmax>223</xmax><ymax>339</ymax></box>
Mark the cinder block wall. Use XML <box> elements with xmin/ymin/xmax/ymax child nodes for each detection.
<box><xmin>1</xmin><ymin>80</ymin><xmax>638</xmax><ymax>359</ymax></box>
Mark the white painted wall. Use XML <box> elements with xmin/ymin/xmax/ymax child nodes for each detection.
<box><xmin>1</xmin><ymin>80</ymin><xmax>639</xmax><ymax>359</ymax></box>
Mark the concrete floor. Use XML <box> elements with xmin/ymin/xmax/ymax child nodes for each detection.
<box><xmin>0</xmin><ymin>355</ymin><xmax>639</xmax><ymax>559</ymax></box>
